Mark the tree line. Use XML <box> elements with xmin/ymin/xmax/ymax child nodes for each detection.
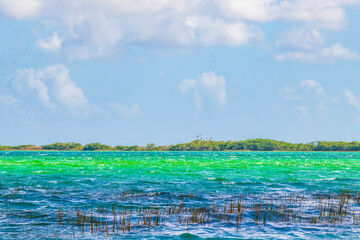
<box><xmin>2</xmin><ymin>139</ymin><xmax>360</xmax><ymax>151</ymax></box>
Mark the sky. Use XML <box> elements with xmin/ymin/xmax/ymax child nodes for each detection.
<box><xmin>1</xmin><ymin>0</ymin><xmax>360</xmax><ymax>146</ymax></box>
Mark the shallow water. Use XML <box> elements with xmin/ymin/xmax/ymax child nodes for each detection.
<box><xmin>0</xmin><ymin>151</ymin><xmax>360</xmax><ymax>239</ymax></box>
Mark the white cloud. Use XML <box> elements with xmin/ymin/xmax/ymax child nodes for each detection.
<box><xmin>2</xmin><ymin>65</ymin><xmax>144</xmax><ymax>119</ymax></box>
<box><xmin>216</xmin><ymin>0</ymin><xmax>275</xmax><ymax>22</ymax></box>
<box><xmin>343</xmin><ymin>89</ymin><xmax>360</xmax><ymax>109</ymax></box>
<box><xmin>179</xmin><ymin>79</ymin><xmax>197</xmax><ymax>95</ymax></box>
<box><xmin>38</xmin><ymin>32</ymin><xmax>63</xmax><ymax>51</ymax></box>
<box><xmin>275</xmin><ymin>0</ymin><xmax>350</xmax><ymax>30</ymax></box>
<box><xmin>0</xmin><ymin>0</ymin><xmax>42</xmax><ymax>19</ymax></box>
<box><xmin>217</xmin><ymin>0</ymin><xmax>359</xmax><ymax>29</ymax></box>
<box><xmin>13</xmin><ymin>68</ymin><xmax>54</xmax><ymax>108</ymax></box>
<box><xmin>277</xmin><ymin>28</ymin><xmax>325</xmax><ymax>50</ymax></box>
<box><xmin>0</xmin><ymin>94</ymin><xmax>18</xmax><ymax>106</ymax></box>
<box><xmin>300</xmin><ymin>79</ymin><xmax>324</xmax><ymax>95</ymax></box>
<box><xmin>196</xmin><ymin>17</ymin><xmax>264</xmax><ymax>46</ymax></box>
<box><xmin>40</xmin><ymin>65</ymin><xmax>88</xmax><ymax>109</ymax></box>
<box><xmin>275</xmin><ymin>43</ymin><xmax>360</xmax><ymax>63</ymax></box>
<box><xmin>179</xmin><ymin>71</ymin><xmax>226</xmax><ymax>110</ymax></box>
<box><xmin>322</xmin><ymin>43</ymin><xmax>360</xmax><ymax>59</ymax></box>
<box><xmin>2</xmin><ymin>65</ymin><xmax>142</xmax><ymax>118</ymax></box>
<box><xmin>1</xmin><ymin>0</ymin><xmax>359</xmax><ymax>58</ymax></box>
<box><xmin>279</xmin><ymin>79</ymin><xmax>327</xmax><ymax>116</ymax></box>
<box><xmin>45</xmin><ymin>3</ymin><xmax>263</xmax><ymax>58</ymax></box>
<box><xmin>11</xmin><ymin>64</ymin><xmax>88</xmax><ymax>110</ymax></box>
<box><xmin>193</xmin><ymin>91</ymin><xmax>203</xmax><ymax>111</ymax></box>
<box><xmin>280</xmin><ymin>85</ymin><xmax>301</xmax><ymax>101</ymax></box>
<box><xmin>0</xmin><ymin>94</ymin><xmax>25</xmax><ymax>114</ymax></box>
<box><xmin>0</xmin><ymin>0</ymin><xmax>359</xmax><ymax>58</ymax></box>
<box><xmin>59</xmin><ymin>12</ymin><xmax>124</xmax><ymax>59</ymax></box>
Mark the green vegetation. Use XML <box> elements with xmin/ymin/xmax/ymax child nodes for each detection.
<box><xmin>313</xmin><ymin>141</ymin><xmax>360</xmax><ymax>151</ymax></box>
<box><xmin>42</xmin><ymin>142</ymin><xmax>82</xmax><ymax>151</ymax></box>
<box><xmin>0</xmin><ymin>145</ymin><xmax>36</xmax><ymax>150</ymax></box>
<box><xmin>115</xmin><ymin>145</ymin><xmax>141</xmax><ymax>151</ymax></box>
<box><xmin>2</xmin><ymin>139</ymin><xmax>360</xmax><ymax>151</ymax></box>
<box><xmin>168</xmin><ymin>139</ymin><xmax>315</xmax><ymax>151</ymax></box>
<box><xmin>83</xmin><ymin>143</ymin><xmax>112</xmax><ymax>151</ymax></box>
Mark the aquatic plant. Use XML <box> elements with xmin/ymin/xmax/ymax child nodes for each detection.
<box><xmin>2</xmin><ymin>191</ymin><xmax>358</xmax><ymax>238</ymax></box>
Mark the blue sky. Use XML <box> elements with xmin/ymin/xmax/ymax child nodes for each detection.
<box><xmin>1</xmin><ymin>0</ymin><xmax>360</xmax><ymax>146</ymax></box>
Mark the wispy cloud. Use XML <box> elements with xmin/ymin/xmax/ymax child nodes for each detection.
<box><xmin>13</xmin><ymin>68</ymin><xmax>54</xmax><ymax>108</ymax></box>
<box><xmin>0</xmin><ymin>94</ymin><xmax>19</xmax><ymax>107</ymax></box>
<box><xmin>276</xmin><ymin>28</ymin><xmax>325</xmax><ymax>50</ymax></box>
<box><xmin>107</xmin><ymin>102</ymin><xmax>142</xmax><ymax>118</ymax></box>
<box><xmin>343</xmin><ymin>89</ymin><xmax>360</xmax><ymax>109</ymax></box>
<box><xmin>279</xmin><ymin>79</ymin><xmax>327</xmax><ymax>116</ymax></box>
<box><xmin>280</xmin><ymin>85</ymin><xmax>301</xmax><ymax>101</ymax></box>
<box><xmin>275</xmin><ymin>43</ymin><xmax>360</xmax><ymax>63</ymax></box>
<box><xmin>179</xmin><ymin>71</ymin><xmax>226</xmax><ymax>110</ymax></box>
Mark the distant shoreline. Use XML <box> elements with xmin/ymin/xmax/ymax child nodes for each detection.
<box><xmin>0</xmin><ymin>150</ymin><xmax>357</xmax><ymax>153</ymax></box>
<box><xmin>2</xmin><ymin>139</ymin><xmax>360</xmax><ymax>152</ymax></box>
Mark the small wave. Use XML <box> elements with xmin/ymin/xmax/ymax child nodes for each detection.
<box><xmin>179</xmin><ymin>233</ymin><xmax>202</xmax><ymax>239</ymax></box>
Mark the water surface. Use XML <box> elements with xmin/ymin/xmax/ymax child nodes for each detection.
<box><xmin>0</xmin><ymin>151</ymin><xmax>359</xmax><ymax>239</ymax></box>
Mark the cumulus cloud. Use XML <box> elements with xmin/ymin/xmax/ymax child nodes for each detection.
<box><xmin>322</xmin><ymin>43</ymin><xmax>360</xmax><ymax>59</ymax></box>
<box><xmin>1</xmin><ymin>0</ymin><xmax>358</xmax><ymax>58</ymax></box>
<box><xmin>199</xmin><ymin>18</ymin><xmax>264</xmax><ymax>46</ymax></box>
<box><xmin>13</xmin><ymin>68</ymin><xmax>54</xmax><ymax>108</ymax></box>
<box><xmin>216</xmin><ymin>0</ymin><xmax>359</xmax><ymax>29</ymax></box>
<box><xmin>275</xmin><ymin>43</ymin><xmax>360</xmax><ymax>63</ymax></box>
<box><xmin>11</xmin><ymin>64</ymin><xmax>88</xmax><ymax>110</ymax></box>
<box><xmin>38</xmin><ymin>33</ymin><xmax>63</xmax><ymax>51</ymax></box>
<box><xmin>274</xmin><ymin>0</ymin><xmax>351</xmax><ymax>30</ymax></box>
<box><xmin>216</xmin><ymin>0</ymin><xmax>275</xmax><ymax>22</ymax></box>
<box><xmin>179</xmin><ymin>71</ymin><xmax>226</xmax><ymax>110</ymax></box>
<box><xmin>49</xmin><ymin>3</ymin><xmax>263</xmax><ymax>58</ymax></box>
<box><xmin>215</xmin><ymin>0</ymin><xmax>359</xmax><ymax>30</ymax></box>
<box><xmin>1</xmin><ymin>65</ymin><xmax>142</xmax><ymax>118</ymax></box>
<box><xmin>343</xmin><ymin>89</ymin><xmax>360</xmax><ymax>109</ymax></box>
<box><xmin>0</xmin><ymin>0</ymin><xmax>42</xmax><ymax>19</ymax></box>
<box><xmin>39</xmin><ymin>65</ymin><xmax>89</xmax><ymax>109</ymax></box>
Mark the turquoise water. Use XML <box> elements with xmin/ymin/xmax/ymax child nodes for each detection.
<box><xmin>1</xmin><ymin>151</ymin><xmax>360</xmax><ymax>239</ymax></box>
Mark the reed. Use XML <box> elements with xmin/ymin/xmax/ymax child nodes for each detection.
<box><xmin>2</xmin><ymin>190</ymin><xmax>360</xmax><ymax>237</ymax></box>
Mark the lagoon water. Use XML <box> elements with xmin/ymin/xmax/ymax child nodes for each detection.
<box><xmin>1</xmin><ymin>151</ymin><xmax>360</xmax><ymax>239</ymax></box>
